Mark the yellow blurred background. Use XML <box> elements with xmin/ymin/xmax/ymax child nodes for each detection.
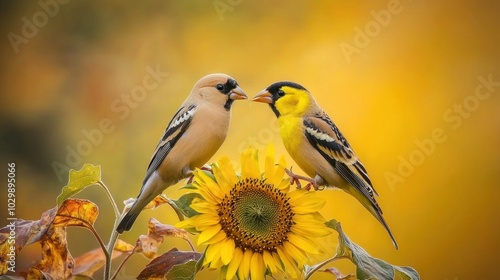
<box><xmin>1</xmin><ymin>0</ymin><xmax>499</xmax><ymax>279</ymax></box>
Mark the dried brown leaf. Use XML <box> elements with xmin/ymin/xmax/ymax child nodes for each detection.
<box><xmin>0</xmin><ymin>208</ymin><xmax>57</xmax><ymax>274</ymax></box>
<box><xmin>134</xmin><ymin>218</ymin><xmax>190</xmax><ymax>259</ymax></box>
<box><xmin>114</xmin><ymin>239</ymin><xmax>135</xmax><ymax>253</ymax></box>
<box><xmin>123</xmin><ymin>194</ymin><xmax>169</xmax><ymax>211</ymax></box>
<box><xmin>148</xmin><ymin>218</ymin><xmax>189</xmax><ymax>241</ymax></box>
<box><xmin>72</xmin><ymin>246</ymin><xmax>127</xmax><ymax>277</ymax></box>
<box><xmin>137</xmin><ymin>248</ymin><xmax>201</xmax><ymax>279</ymax></box>
<box><xmin>31</xmin><ymin>226</ymin><xmax>73</xmax><ymax>279</ymax></box>
<box><xmin>53</xmin><ymin>198</ymin><xmax>99</xmax><ymax>228</ymax></box>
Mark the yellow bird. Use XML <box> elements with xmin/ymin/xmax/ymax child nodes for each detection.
<box><xmin>253</xmin><ymin>81</ymin><xmax>398</xmax><ymax>249</ymax></box>
<box><xmin>117</xmin><ymin>73</ymin><xmax>247</xmax><ymax>233</ymax></box>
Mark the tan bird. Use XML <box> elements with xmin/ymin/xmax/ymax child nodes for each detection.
<box><xmin>252</xmin><ymin>81</ymin><xmax>398</xmax><ymax>249</ymax></box>
<box><xmin>117</xmin><ymin>73</ymin><xmax>247</xmax><ymax>233</ymax></box>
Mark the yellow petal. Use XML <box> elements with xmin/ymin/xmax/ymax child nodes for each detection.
<box><xmin>212</xmin><ymin>159</ymin><xmax>235</xmax><ymax>194</ymax></box>
<box><xmin>193</xmin><ymin>185</ymin><xmax>218</xmax><ymax>205</ymax></box>
<box><xmin>197</xmin><ymin>170</ymin><xmax>224</xmax><ymax>200</ymax></box>
<box><xmin>241</xmin><ymin>148</ymin><xmax>260</xmax><ymax>179</ymax></box>
<box><xmin>190</xmin><ymin>201</ymin><xmax>217</xmax><ymax>214</ymax></box>
<box><xmin>188</xmin><ymin>213</ymin><xmax>219</xmax><ymax>228</ymax></box>
<box><xmin>174</xmin><ymin>219</ymin><xmax>193</xmax><ymax>229</ymax></box>
<box><xmin>238</xmin><ymin>249</ymin><xmax>253</xmax><ymax>280</ymax></box>
<box><xmin>218</xmin><ymin>157</ymin><xmax>239</xmax><ymax>185</ymax></box>
<box><xmin>272</xmin><ymin>252</ymin><xmax>283</xmax><ymax>272</ymax></box>
<box><xmin>277</xmin><ymin>179</ymin><xmax>290</xmax><ymax>191</ymax></box>
<box><xmin>283</xmin><ymin>241</ymin><xmax>309</xmax><ymax>266</ymax></box>
<box><xmin>226</xmin><ymin>247</ymin><xmax>243</xmax><ymax>280</ymax></box>
<box><xmin>220</xmin><ymin>238</ymin><xmax>235</xmax><ymax>265</ymax></box>
<box><xmin>205</xmin><ymin>241</ymin><xmax>223</xmax><ymax>267</ymax></box>
<box><xmin>269</xmin><ymin>157</ymin><xmax>287</xmax><ymax>187</ymax></box>
<box><xmin>250</xmin><ymin>252</ymin><xmax>265</xmax><ymax>280</ymax></box>
<box><xmin>291</xmin><ymin>223</ymin><xmax>332</xmax><ymax>237</ymax></box>
<box><xmin>288</xmin><ymin>232</ymin><xmax>321</xmax><ymax>254</ymax></box>
<box><xmin>289</xmin><ymin>192</ymin><xmax>326</xmax><ymax>210</ymax></box>
<box><xmin>262</xmin><ymin>250</ymin><xmax>278</xmax><ymax>274</ymax></box>
<box><xmin>198</xmin><ymin>224</ymin><xmax>221</xmax><ymax>245</ymax></box>
<box><xmin>293</xmin><ymin>204</ymin><xmax>325</xmax><ymax>214</ymax></box>
<box><xmin>277</xmin><ymin>247</ymin><xmax>298</xmax><ymax>278</ymax></box>
<box><xmin>265</xmin><ymin>143</ymin><xmax>275</xmax><ymax>179</ymax></box>
<box><xmin>205</xmin><ymin>230</ymin><xmax>227</xmax><ymax>245</ymax></box>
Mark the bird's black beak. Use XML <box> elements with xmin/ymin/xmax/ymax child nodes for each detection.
<box><xmin>229</xmin><ymin>86</ymin><xmax>248</xmax><ymax>100</ymax></box>
<box><xmin>252</xmin><ymin>89</ymin><xmax>273</xmax><ymax>104</ymax></box>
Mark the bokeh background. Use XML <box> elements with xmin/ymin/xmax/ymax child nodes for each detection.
<box><xmin>1</xmin><ymin>0</ymin><xmax>499</xmax><ymax>279</ymax></box>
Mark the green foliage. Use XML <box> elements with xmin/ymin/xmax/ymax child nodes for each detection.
<box><xmin>57</xmin><ymin>163</ymin><xmax>101</xmax><ymax>206</ymax></box>
<box><xmin>315</xmin><ymin>219</ymin><xmax>420</xmax><ymax>280</ymax></box>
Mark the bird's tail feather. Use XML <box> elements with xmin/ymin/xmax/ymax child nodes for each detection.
<box><xmin>116</xmin><ymin>208</ymin><xmax>140</xmax><ymax>234</ymax></box>
<box><xmin>372</xmin><ymin>208</ymin><xmax>399</xmax><ymax>250</ymax></box>
<box><xmin>345</xmin><ymin>185</ymin><xmax>398</xmax><ymax>249</ymax></box>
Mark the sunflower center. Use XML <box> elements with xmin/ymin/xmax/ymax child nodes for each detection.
<box><xmin>217</xmin><ymin>178</ymin><xmax>294</xmax><ymax>253</ymax></box>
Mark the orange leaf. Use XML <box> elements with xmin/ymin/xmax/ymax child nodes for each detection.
<box><xmin>148</xmin><ymin>218</ymin><xmax>189</xmax><ymax>241</ymax></box>
<box><xmin>30</xmin><ymin>226</ymin><xmax>74</xmax><ymax>279</ymax></box>
<box><xmin>114</xmin><ymin>239</ymin><xmax>135</xmax><ymax>253</ymax></box>
<box><xmin>53</xmin><ymin>198</ymin><xmax>99</xmax><ymax>228</ymax></box>
<box><xmin>134</xmin><ymin>218</ymin><xmax>191</xmax><ymax>259</ymax></box>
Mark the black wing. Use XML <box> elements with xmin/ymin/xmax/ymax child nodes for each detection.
<box><xmin>304</xmin><ymin>112</ymin><xmax>380</xmax><ymax>206</ymax></box>
<box><xmin>142</xmin><ymin>104</ymin><xmax>196</xmax><ymax>185</ymax></box>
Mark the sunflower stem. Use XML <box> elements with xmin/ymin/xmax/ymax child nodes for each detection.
<box><xmin>304</xmin><ymin>255</ymin><xmax>349</xmax><ymax>280</ymax></box>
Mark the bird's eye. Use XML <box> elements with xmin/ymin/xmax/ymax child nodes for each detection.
<box><xmin>277</xmin><ymin>89</ymin><xmax>285</xmax><ymax>97</ymax></box>
<box><xmin>216</xmin><ymin>84</ymin><xmax>224</xmax><ymax>91</ymax></box>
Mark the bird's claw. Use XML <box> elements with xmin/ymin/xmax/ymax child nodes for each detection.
<box><xmin>285</xmin><ymin>167</ymin><xmax>317</xmax><ymax>191</ymax></box>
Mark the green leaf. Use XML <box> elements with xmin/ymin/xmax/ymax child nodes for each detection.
<box><xmin>165</xmin><ymin>260</ymin><xmax>199</xmax><ymax>280</ymax></box>
<box><xmin>325</xmin><ymin>219</ymin><xmax>420</xmax><ymax>280</ymax></box>
<box><xmin>171</xmin><ymin>193</ymin><xmax>202</xmax><ymax>219</ymax></box>
<box><xmin>57</xmin><ymin>164</ymin><xmax>101</xmax><ymax>206</ymax></box>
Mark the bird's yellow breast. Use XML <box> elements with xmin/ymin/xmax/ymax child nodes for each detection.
<box><xmin>278</xmin><ymin>115</ymin><xmax>316</xmax><ymax>176</ymax></box>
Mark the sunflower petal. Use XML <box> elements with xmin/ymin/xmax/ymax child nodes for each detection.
<box><xmin>226</xmin><ymin>248</ymin><xmax>243</xmax><ymax>280</ymax></box>
<box><xmin>196</xmin><ymin>170</ymin><xmax>224</xmax><ymax>200</ymax></box>
<box><xmin>250</xmin><ymin>252</ymin><xmax>265</xmax><ymax>280</ymax></box>
<box><xmin>241</xmin><ymin>148</ymin><xmax>260</xmax><ymax>179</ymax></box>
<box><xmin>238</xmin><ymin>249</ymin><xmax>253</xmax><ymax>280</ymax></box>
<box><xmin>283</xmin><ymin>241</ymin><xmax>309</xmax><ymax>266</ymax></box>
<box><xmin>263</xmin><ymin>250</ymin><xmax>278</xmax><ymax>274</ymax></box>
<box><xmin>265</xmin><ymin>144</ymin><xmax>275</xmax><ymax>179</ymax></box>
<box><xmin>277</xmin><ymin>247</ymin><xmax>298</xmax><ymax>278</ymax></box>
<box><xmin>198</xmin><ymin>224</ymin><xmax>221</xmax><ymax>245</ymax></box>
<box><xmin>220</xmin><ymin>238</ymin><xmax>235</xmax><ymax>265</ymax></box>
<box><xmin>190</xmin><ymin>201</ymin><xmax>217</xmax><ymax>214</ymax></box>
<box><xmin>205</xmin><ymin>241</ymin><xmax>223</xmax><ymax>267</ymax></box>
<box><xmin>288</xmin><ymin>232</ymin><xmax>321</xmax><ymax>254</ymax></box>
<box><xmin>205</xmin><ymin>230</ymin><xmax>227</xmax><ymax>245</ymax></box>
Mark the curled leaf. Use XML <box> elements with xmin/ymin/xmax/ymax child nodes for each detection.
<box><xmin>0</xmin><ymin>208</ymin><xmax>57</xmax><ymax>274</ymax></box>
<box><xmin>137</xmin><ymin>248</ymin><xmax>201</xmax><ymax>279</ymax></box>
<box><xmin>325</xmin><ymin>220</ymin><xmax>420</xmax><ymax>280</ymax></box>
<box><xmin>57</xmin><ymin>164</ymin><xmax>101</xmax><ymax>206</ymax></box>
<box><xmin>31</xmin><ymin>225</ymin><xmax>74</xmax><ymax>279</ymax></box>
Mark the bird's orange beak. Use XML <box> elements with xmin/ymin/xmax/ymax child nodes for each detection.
<box><xmin>252</xmin><ymin>89</ymin><xmax>273</xmax><ymax>104</ymax></box>
<box><xmin>229</xmin><ymin>86</ymin><xmax>248</xmax><ymax>100</ymax></box>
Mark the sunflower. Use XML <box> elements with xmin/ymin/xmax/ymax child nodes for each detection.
<box><xmin>177</xmin><ymin>145</ymin><xmax>332</xmax><ymax>280</ymax></box>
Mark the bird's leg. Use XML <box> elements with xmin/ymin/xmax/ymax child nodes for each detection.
<box><xmin>285</xmin><ymin>167</ymin><xmax>316</xmax><ymax>190</ymax></box>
